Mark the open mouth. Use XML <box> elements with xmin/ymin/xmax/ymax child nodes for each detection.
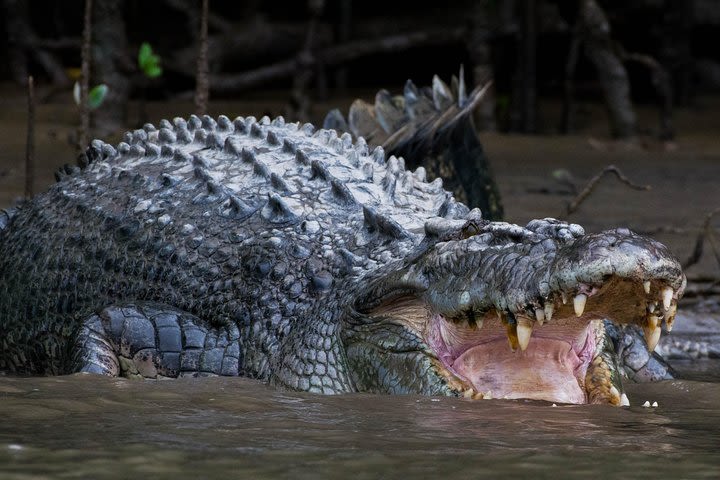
<box><xmin>424</xmin><ymin>276</ymin><xmax>681</xmax><ymax>405</ymax></box>
<box><xmin>353</xmin><ymin>226</ymin><xmax>685</xmax><ymax>405</ymax></box>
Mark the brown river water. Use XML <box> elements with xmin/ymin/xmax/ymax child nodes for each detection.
<box><xmin>1</xmin><ymin>371</ymin><xmax>719</xmax><ymax>479</ymax></box>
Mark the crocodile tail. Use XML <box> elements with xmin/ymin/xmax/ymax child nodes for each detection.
<box><xmin>322</xmin><ymin>67</ymin><xmax>503</xmax><ymax>220</ymax></box>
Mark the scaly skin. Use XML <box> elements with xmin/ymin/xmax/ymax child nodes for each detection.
<box><xmin>0</xmin><ymin>114</ymin><xmax>685</xmax><ymax>404</ymax></box>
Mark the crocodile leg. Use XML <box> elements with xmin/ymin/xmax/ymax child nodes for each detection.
<box><xmin>605</xmin><ymin>321</ymin><xmax>674</xmax><ymax>382</ymax></box>
<box><xmin>72</xmin><ymin>303</ymin><xmax>242</xmax><ymax>378</ymax></box>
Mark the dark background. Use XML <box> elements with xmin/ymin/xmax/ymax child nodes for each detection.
<box><xmin>3</xmin><ymin>0</ymin><xmax>720</xmax><ymax>137</ymax></box>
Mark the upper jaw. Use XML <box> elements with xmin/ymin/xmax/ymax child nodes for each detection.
<box><xmin>421</xmin><ymin>228</ymin><xmax>685</xmax><ymax>352</ymax></box>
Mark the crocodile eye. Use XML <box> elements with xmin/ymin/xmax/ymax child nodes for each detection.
<box><xmin>461</xmin><ymin>223</ymin><xmax>480</xmax><ymax>239</ymax></box>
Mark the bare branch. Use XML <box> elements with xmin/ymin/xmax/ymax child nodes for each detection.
<box><xmin>31</xmin><ymin>37</ymin><xmax>81</xmax><ymax>50</ymax></box>
<box><xmin>683</xmin><ymin>207</ymin><xmax>720</xmax><ymax>269</ymax></box>
<box><xmin>561</xmin><ymin>165</ymin><xmax>651</xmax><ymax>218</ymax></box>
<box><xmin>208</xmin><ymin>28</ymin><xmax>466</xmax><ymax>94</ymax></box>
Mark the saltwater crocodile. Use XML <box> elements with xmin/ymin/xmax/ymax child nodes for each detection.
<box><xmin>0</xmin><ymin>114</ymin><xmax>685</xmax><ymax>405</ymax></box>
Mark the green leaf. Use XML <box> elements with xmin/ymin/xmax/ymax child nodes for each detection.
<box><xmin>138</xmin><ymin>42</ymin><xmax>152</xmax><ymax>68</ymax></box>
<box><xmin>138</xmin><ymin>42</ymin><xmax>162</xmax><ymax>78</ymax></box>
<box><xmin>88</xmin><ymin>84</ymin><xmax>108</xmax><ymax>109</ymax></box>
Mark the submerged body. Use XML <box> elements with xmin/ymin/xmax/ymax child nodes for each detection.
<box><xmin>0</xmin><ymin>114</ymin><xmax>685</xmax><ymax>404</ymax></box>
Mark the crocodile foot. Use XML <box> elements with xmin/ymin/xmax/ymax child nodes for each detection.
<box><xmin>73</xmin><ymin>303</ymin><xmax>242</xmax><ymax>378</ymax></box>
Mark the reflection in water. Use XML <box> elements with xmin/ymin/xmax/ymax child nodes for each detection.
<box><xmin>0</xmin><ymin>372</ymin><xmax>719</xmax><ymax>478</ymax></box>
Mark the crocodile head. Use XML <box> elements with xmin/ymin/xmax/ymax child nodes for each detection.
<box><xmin>345</xmin><ymin>216</ymin><xmax>685</xmax><ymax>405</ymax></box>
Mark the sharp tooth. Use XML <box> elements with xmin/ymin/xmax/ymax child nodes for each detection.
<box><xmin>561</xmin><ymin>292</ymin><xmax>568</xmax><ymax>304</ymax></box>
<box><xmin>662</xmin><ymin>287</ymin><xmax>673</xmax><ymax>311</ymax></box>
<box><xmin>476</xmin><ymin>318</ymin><xmax>484</xmax><ymax>329</ymax></box>
<box><xmin>517</xmin><ymin>317</ymin><xmax>534</xmax><ymax>351</ymax></box>
<box><xmin>484</xmin><ymin>391</ymin><xmax>493</xmax><ymax>400</ymax></box>
<box><xmin>609</xmin><ymin>385</ymin><xmax>621</xmax><ymax>402</ymax></box>
<box><xmin>574</xmin><ymin>294</ymin><xmax>587</xmax><ymax>317</ymax></box>
<box><xmin>643</xmin><ymin>281</ymin><xmax>651</xmax><ymax>294</ymax></box>
<box><xmin>620</xmin><ymin>393</ymin><xmax>630</xmax><ymax>407</ymax></box>
<box><xmin>643</xmin><ymin>315</ymin><xmax>661</xmax><ymax>351</ymax></box>
<box><xmin>544</xmin><ymin>303</ymin><xmax>554</xmax><ymax>321</ymax></box>
<box><xmin>648</xmin><ymin>303</ymin><xmax>656</xmax><ymax>313</ymax></box>
<box><xmin>463</xmin><ymin>389</ymin><xmax>475</xmax><ymax>398</ymax></box>
<box><xmin>535</xmin><ymin>308</ymin><xmax>545</xmax><ymax>325</ymax></box>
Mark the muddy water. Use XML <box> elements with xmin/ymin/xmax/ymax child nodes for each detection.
<box><xmin>0</xmin><ymin>374</ymin><xmax>718</xmax><ymax>479</ymax></box>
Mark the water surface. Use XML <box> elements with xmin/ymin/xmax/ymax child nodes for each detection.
<box><xmin>1</xmin><ymin>372</ymin><xmax>718</xmax><ymax>479</ymax></box>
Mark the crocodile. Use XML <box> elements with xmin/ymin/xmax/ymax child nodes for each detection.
<box><xmin>324</xmin><ymin>72</ymin><xmax>677</xmax><ymax>383</ymax></box>
<box><xmin>0</xmin><ymin>114</ymin><xmax>685</xmax><ymax>405</ymax></box>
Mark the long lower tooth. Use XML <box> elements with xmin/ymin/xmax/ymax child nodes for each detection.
<box><xmin>561</xmin><ymin>292</ymin><xmax>568</xmax><ymax>305</ymax></box>
<box><xmin>643</xmin><ymin>315</ymin><xmax>661</xmax><ymax>351</ymax></box>
<box><xmin>662</xmin><ymin>287</ymin><xmax>673</xmax><ymax>311</ymax></box>
<box><xmin>648</xmin><ymin>303</ymin><xmax>656</xmax><ymax>313</ymax></box>
<box><xmin>574</xmin><ymin>294</ymin><xmax>587</xmax><ymax>317</ymax></box>
<box><xmin>643</xmin><ymin>281</ymin><xmax>651</xmax><ymax>294</ymax></box>
<box><xmin>535</xmin><ymin>308</ymin><xmax>545</xmax><ymax>325</ymax></box>
<box><xmin>544</xmin><ymin>303</ymin><xmax>554</xmax><ymax>321</ymax></box>
<box><xmin>517</xmin><ymin>318</ymin><xmax>534</xmax><ymax>351</ymax></box>
<box><xmin>620</xmin><ymin>393</ymin><xmax>630</xmax><ymax>407</ymax></box>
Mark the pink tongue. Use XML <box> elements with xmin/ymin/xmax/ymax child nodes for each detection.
<box><xmin>452</xmin><ymin>338</ymin><xmax>586</xmax><ymax>404</ymax></box>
